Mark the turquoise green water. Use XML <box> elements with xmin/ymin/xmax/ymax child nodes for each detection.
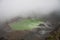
<box><xmin>10</xmin><ymin>19</ymin><xmax>42</xmax><ymax>30</ymax></box>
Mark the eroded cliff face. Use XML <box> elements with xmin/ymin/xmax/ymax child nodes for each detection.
<box><xmin>0</xmin><ymin>23</ymin><xmax>12</xmax><ymax>39</ymax></box>
<box><xmin>0</xmin><ymin>22</ymin><xmax>60</xmax><ymax>40</ymax></box>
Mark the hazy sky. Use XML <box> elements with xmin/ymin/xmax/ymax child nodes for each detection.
<box><xmin>0</xmin><ymin>0</ymin><xmax>59</xmax><ymax>23</ymax></box>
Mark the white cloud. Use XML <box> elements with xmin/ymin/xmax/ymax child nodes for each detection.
<box><xmin>0</xmin><ymin>0</ymin><xmax>59</xmax><ymax>23</ymax></box>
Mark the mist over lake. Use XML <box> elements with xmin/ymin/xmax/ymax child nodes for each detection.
<box><xmin>0</xmin><ymin>0</ymin><xmax>59</xmax><ymax>23</ymax></box>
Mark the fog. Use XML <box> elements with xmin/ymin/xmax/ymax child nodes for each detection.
<box><xmin>0</xmin><ymin>0</ymin><xmax>59</xmax><ymax>23</ymax></box>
